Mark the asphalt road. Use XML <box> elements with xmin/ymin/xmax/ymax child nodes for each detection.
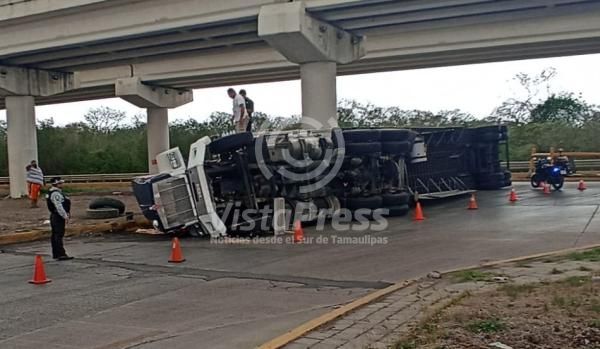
<box><xmin>1</xmin><ymin>182</ymin><xmax>599</xmax><ymax>349</ymax></box>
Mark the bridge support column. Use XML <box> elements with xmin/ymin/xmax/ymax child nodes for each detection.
<box><xmin>300</xmin><ymin>62</ymin><xmax>337</xmax><ymax>128</ymax></box>
<box><xmin>0</xmin><ymin>65</ymin><xmax>76</xmax><ymax>198</ymax></box>
<box><xmin>115</xmin><ymin>76</ymin><xmax>192</xmax><ymax>173</ymax></box>
<box><xmin>146</xmin><ymin>108</ymin><xmax>170</xmax><ymax>174</ymax></box>
<box><xmin>6</xmin><ymin>96</ymin><xmax>37</xmax><ymax>198</ymax></box>
<box><xmin>258</xmin><ymin>1</ymin><xmax>365</xmax><ymax>129</ymax></box>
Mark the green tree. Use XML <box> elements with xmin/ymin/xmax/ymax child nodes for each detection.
<box><xmin>492</xmin><ymin>67</ymin><xmax>557</xmax><ymax>123</ymax></box>
<box><xmin>84</xmin><ymin>106</ymin><xmax>127</xmax><ymax>133</ymax></box>
<box><xmin>530</xmin><ymin>93</ymin><xmax>595</xmax><ymax>125</ymax></box>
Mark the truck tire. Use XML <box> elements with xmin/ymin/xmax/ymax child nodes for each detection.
<box><xmin>89</xmin><ymin>197</ymin><xmax>126</xmax><ymax>214</ymax></box>
<box><xmin>209</xmin><ymin>132</ymin><xmax>253</xmax><ymax>154</ymax></box>
<box><xmin>380</xmin><ymin>129</ymin><xmax>417</xmax><ymax>142</ymax></box>
<box><xmin>379</xmin><ymin>204</ymin><xmax>410</xmax><ymax>217</ymax></box>
<box><xmin>346</xmin><ymin>195</ymin><xmax>383</xmax><ymax>210</ymax></box>
<box><xmin>477</xmin><ymin>172</ymin><xmax>505</xmax><ymax>183</ymax></box>
<box><xmin>381</xmin><ymin>141</ymin><xmax>412</xmax><ymax>155</ymax></box>
<box><xmin>382</xmin><ymin>192</ymin><xmax>410</xmax><ymax>206</ymax></box>
<box><xmin>477</xmin><ymin>177</ymin><xmax>510</xmax><ymax>190</ymax></box>
<box><xmin>86</xmin><ymin>208</ymin><xmax>120</xmax><ymax>219</ymax></box>
<box><xmin>342</xmin><ymin>129</ymin><xmax>381</xmax><ymax>143</ymax></box>
<box><xmin>344</xmin><ymin>142</ymin><xmax>382</xmax><ymax>155</ymax></box>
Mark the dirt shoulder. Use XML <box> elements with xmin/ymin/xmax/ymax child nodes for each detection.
<box><xmin>282</xmin><ymin>248</ymin><xmax>600</xmax><ymax>349</ymax></box>
<box><xmin>0</xmin><ymin>189</ymin><xmax>140</xmax><ymax>237</ymax></box>
<box><xmin>395</xmin><ymin>250</ymin><xmax>600</xmax><ymax>349</ymax></box>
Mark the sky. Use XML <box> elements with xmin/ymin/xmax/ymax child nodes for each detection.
<box><xmin>1</xmin><ymin>53</ymin><xmax>600</xmax><ymax>125</ymax></box>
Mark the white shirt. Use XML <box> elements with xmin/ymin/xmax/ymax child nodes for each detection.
<box><xmin>232</xmin><ymin>94</ymin><xmax>247</xmax><ymax>122</ymax></box>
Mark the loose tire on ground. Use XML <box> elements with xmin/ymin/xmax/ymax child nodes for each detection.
<box><xmin>86</xmin><ymin>208</ymin><xmax>120</xmax><ymax>219</ymax></box>
<box><xmin>209</xmin><ymin>132</ymin><xmax>253</xmax><ymax>154</ymax></box>
<box><xmin>88</xmin><ymin>197</ymin><xmax>126</xmax><ymax>214</ymax></box>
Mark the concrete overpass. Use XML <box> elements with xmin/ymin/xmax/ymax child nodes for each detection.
<box><xmin>2</xmin><ymin>0</ymin><xmax>600</xmax><ymax>197</ymax></box>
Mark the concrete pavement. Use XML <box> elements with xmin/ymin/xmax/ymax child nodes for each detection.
<box><xmin>0</xmin><ymin>182</ymin><xmax>598</xmax><ymax>348</ymax></box>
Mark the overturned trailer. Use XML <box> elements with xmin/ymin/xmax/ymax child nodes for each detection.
<box><xmin>133</xmin><ymin>125</ymin><xmax>509</xmax><ymax>237</ymax></box>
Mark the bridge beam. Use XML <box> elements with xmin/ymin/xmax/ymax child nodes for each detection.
<box><xmin>116</xmin><ymin>77</ymin><xmax>192</xmax><ymax>173</ymax></box>
<box><xmin>1</xmin><ymin>66</ymin><xmax>76</xmax><ymax>198</ymax></box>
<box><xmin>258</xmin><ymin>1</ymin><xmax>365</xmax><ymax>129</ymax></box>
<box><xmin>115</xmin><ymin>77</ymin><xmax>192</xmax><ymax>109</ymax></box>
<box><xmin>0</xmin><ymin>65</ymin><xmax>77</xmax><ymax>97</ymax></box>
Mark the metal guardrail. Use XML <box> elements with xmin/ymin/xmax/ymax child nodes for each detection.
<box><xmin>1</xmin><ymin>160</ymin><xmax>599</xmax><ymax>184</ymax></box>
<box><xmin>0</xmin><ymin>173</ymin><xmax>147</xmax><ymax>185</ymax></box>
<box><xmin>504</xmin><ymin>159</ymin><xmax>600</xmax><ymax>171</ymax></box>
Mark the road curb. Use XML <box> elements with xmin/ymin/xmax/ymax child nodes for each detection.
<box><xmin>0</xmin><ymin>216</ymin><xmax>152</xmax><ymax>246</ymax></box>
<box><xmin>258</xmin><ymin>243</ymin><xmax>600</xmax><ymax>349</ymax></box>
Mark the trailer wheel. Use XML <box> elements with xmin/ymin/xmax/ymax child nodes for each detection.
<box><xmin>382</xmin><ymin>192</ymin><xmax>410</xmax><ymax>206</ymax></box>
<box><xmin>89</xmin><ymin>197</ymin><xmax>126</xmax><ymax>214</ymax></box>
<box><xmin>86</xmin><ymin>208</ymin><xmax>120</xmax><ymax>219</ymax></box>
<box><xmin>342</xmin><ymin>129</ymin><xmax>381</xmax><ymax>143</ymax></box>
<box><xmin>344</xmin><ymin>142</ymin><xmax>381</xmax><ymax>155</ymax></box>
<box><xmin>381</xmin><ymin>141</ymin><xmax>412</xmax><ymax>155</ymax></box>
<box><xmin>477</xmin><ymin>178</ymin><xmax>511</xmax><ymax>190</ymax></box>
<box><xmin>476</xmin><ymin>172</ymin><xmax>505</xmax><ymax>183</ymax></box>
<box><xmin>346</xmin><ymin>195</ymin><xmax>383</xmax><ymax>210</ymax></box>
<box><xmin>209</xmin><ymin>132</ymin><xmax>253</xmax><ymax>154</ymax></box>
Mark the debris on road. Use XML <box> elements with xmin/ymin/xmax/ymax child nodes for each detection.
<box><xmin>492</xmin><ymin>276</ymin><xmax>509</xmax><ymax>283</ymax></box>
<box><xmin>427</xmin><ymin>271</ymin><xmax>442</xmax><ymax>279</ymax></box>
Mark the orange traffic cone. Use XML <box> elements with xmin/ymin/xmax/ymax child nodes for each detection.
<box><xmin>29</xmin><ymin>255</ymin><xmax>51</xmax><ymax>285</ymax></box>
<box><xmin>578</xmin><ymin>180</ymin><xmax>587</xmax><ymax>191</ymax></box>
<box><xmin>168</xmin><ymin>237</ymin><xmax>185</xmax><ymax>263</ymax></box>
<box><xmin>543</xmin><ymin>182</ymin><xmax>551</xmax><ymax>195</ymax></box>
<box><xmin>293</xmin><ymin>220</ymin><xmax>304</xmax><ymax>243</ymax></box>
<box><xmin>509</xmin><ymin>188</ymin><xmax>518</xmax><ymax>202</ymax></box>
<box><xmin>414</xmin><ymin>201</ymin><xmax>425</xmax><ymax>221</ymax></box>
<box><xmin>467</xmin><ymin>194</ymin><xmax>478</xmax><ymax>210</ymax></box>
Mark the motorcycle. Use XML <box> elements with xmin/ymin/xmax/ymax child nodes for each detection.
<box><xmin>530</xmin><ymin>158</ymin><xmax>566</xmax><ymax>190</ymax></box>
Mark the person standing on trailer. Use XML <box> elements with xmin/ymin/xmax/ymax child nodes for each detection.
<box><xmin>26</xmin><ymin>160</ymin><xmax>44</xmax><ymax>208</ymax></box>
<box><xmin>239</xmin><ymin>89</ymin><xmax>254</xmax><ymax>133</ymax></box>
<box><xmin>227</xmin><ymin>88</ymin><xmax>248</xmax><ymax>133</ymax></box>
<box><xmin>47</xmin><ymin>177</ymin><xmax>73</xmax><ymax>260</ymax></box>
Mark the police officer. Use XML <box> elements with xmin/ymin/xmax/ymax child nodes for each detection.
<box><xmin>47</xmin><ymin>177</ymin><xmax>73</xmax><ymax>260</ymax></box>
